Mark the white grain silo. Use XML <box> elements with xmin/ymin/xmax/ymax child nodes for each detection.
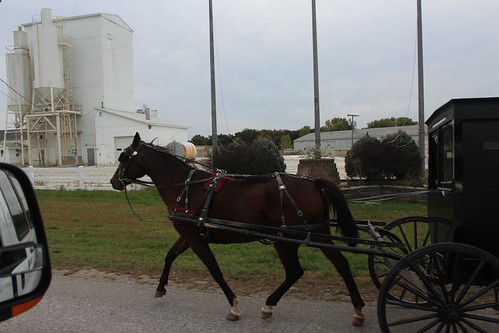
<box><xmin>31</xmin><ymin>8</ymin><xmax>65</xmax><ymax>103</ymax></box>
<box><xmin>20</xmin><ymin>8</ymin><xmax>80</xmax><ymax>167</ymax></box>
<box><xmin>6</xmin><ymin>27</ymin><xmax>32</xmax><ymax>114</ymax></box>
<box><xmin>4</xmin><ymin>8</ymin><xmax>188</xmax><ymax>167</ymax></box>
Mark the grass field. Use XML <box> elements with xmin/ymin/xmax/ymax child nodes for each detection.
<box><xmin>37</xmin><ymin>188</ymin><xmax>426</xmax><ymax>279</ymax></box>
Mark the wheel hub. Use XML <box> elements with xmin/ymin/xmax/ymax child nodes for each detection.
<box><xmin>440</xmin><ymin>304</ymin><xmax>461</xmax><ymax>324</ymax></box>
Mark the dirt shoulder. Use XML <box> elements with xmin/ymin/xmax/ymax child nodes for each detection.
<box><xmin>54</xmin><ymin>268</ymin><xmax>379</xmax><ymax>303</ymax></box>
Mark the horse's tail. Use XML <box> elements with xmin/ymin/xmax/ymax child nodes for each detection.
<box><xmin>315</xmin><ymin>179</ymin><xmax>358</xmax><ymax>245</ymax></box>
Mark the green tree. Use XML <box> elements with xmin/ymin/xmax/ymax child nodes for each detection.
<box><xmin>234</xmin><ymin>129</ymin><xmax>259</xmax><ymax>145</ymax></box>
<box><xmin>323</xmin><ymin>117</ymin><xmax>352</xmax><ymax>131</ymax></box>
<box><xmin>367</xmin><ymin>117</ymin><xmax>417</xmax><ymax>128</ymax></box>
<box><xmin>298</xmin><ymin>126</ymin><xmax>313</xmax><ymax>137</ymax></box>
<box><xmin>190</xmin><ymin>134</ymin><xmax>210</xmax><ymax>145</ymax></box>
<box><xmin>279</xmin><ymin>134</ymin><xmax>293</xmax><ymax>150</ymax></box>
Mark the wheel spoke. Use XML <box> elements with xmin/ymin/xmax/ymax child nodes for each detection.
<box><xmin>459</xmin><ymin>317</ymin><xmax>496</xmax><ymax>333</ymax></box>
<box><xmin>409</xmin><ymin>258</ymin><xmax>447</xmax><ymax>304</ymax></box>
<box><xmin>449</xmin><ymin>250</ymin><xmax>463</xmax><ymax>302</ymax></box>
<box><xmin>431</xmin><ymin>251</ymin><xmax>452</xmax><ymax>303</ymax></box>
<box><xmin>386</xmin><ymin>298</ymin><xmax>440</xmax><ymax>312</ymax></box>
<box><xmin>421</xmin><ymin>229</ymin><xmax>431</xmax><ymax>247</ymax></box>
<box><xmin>455</xmin><ymin>257</ymin><xmax>487</xmax><ymax>304</ymax></box>
<box><xmin>389</xmin><ymin>270</ymin><xmax>439</xmax><ymax>305</ymax></box>
<box><xmin>412</xmin><ymin>222</ymin><xmax>418</xmax><ymax>250</ymax></box>
<box><xmin>462</xmin><ymin>312</ymin><xmax>499</xmax><ymax>324</ymax></box>
<box><xmin>460</xmin><ymin>277</ymin><xmax>499</xmax><ymax>308</ymax></box>
<box><xmin>386</xmin><ymin>312</ymin><xmax>439</xmax><ymax>328</ymax></box>
<box><xmin>397</xmin><ymin>225</ymin><xmax>413</xmax><ymax>253</ymax></box>
<box><xmin>463</xmin><ymin>298</ymin><xmax>499</xmax><ymax>312</ymax></box>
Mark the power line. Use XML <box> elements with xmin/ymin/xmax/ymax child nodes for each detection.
<box><xmin>0</xmin><ymin>77</ymin><xmax>34</xmax><ymax>107</ymax></box>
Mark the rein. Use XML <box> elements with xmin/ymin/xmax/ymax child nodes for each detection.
<box><xmin>123</xmin><ymin>185</ymin><xmax>169</xmax><ymax>223</ymax></box>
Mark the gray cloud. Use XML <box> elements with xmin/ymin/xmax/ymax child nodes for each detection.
<box><xmin>1</xmin><ymin>0</ymin><xmax>498</xmax><ymax>139</ymax></box>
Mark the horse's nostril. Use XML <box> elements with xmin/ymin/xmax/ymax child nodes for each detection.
<box><xmin>110</xmin><ymin>179</ymin><xmax>124</xmax><ymax>191</ymax></box>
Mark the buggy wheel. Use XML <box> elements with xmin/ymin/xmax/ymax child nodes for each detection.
<box><xmin>378</xmin><ymin>242</ymin><xmax>499</xmax><ymax>333</ymax></box>
<box><xmin>368</xmin><ymin>216</ymin><xmax>430</xmax><ymax>292</ymax></box>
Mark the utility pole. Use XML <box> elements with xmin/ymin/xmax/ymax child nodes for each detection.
<box><xmin>347</xmin><ymin>114</ymin><xmax>358</xmax><ymax>149</ymax></box>
<box><xmin>417</xmin><ymin>0</ymin><xmax>425</xmax><ymax>176</ymax></box>
<box><xmin>311</xmin><ymin>0</ymin><xmax>321</xmax><ymax>158</ymax></box>
<box><xmin>209</xmin><ymin>0</ymin><xmax>218</xmax><ymax>164</ymax></box>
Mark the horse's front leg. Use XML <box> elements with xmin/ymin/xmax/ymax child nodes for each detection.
<box><xmin>262</xmin><ymin>243</ymin><xmax>303</xmax><ymax>319</ymax></box>
<box><xmin>154</xmin><ymin>236</ymin><xmax>190</xmax><ymax>298</ymax></box>
<box><xmin>187</xmin><ymin>234</ymin><xmax>240</xmax><ymax>321</ymax></box>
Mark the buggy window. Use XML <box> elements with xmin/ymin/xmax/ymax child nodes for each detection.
<box><xmin>428</xmin><ymin>122</ymin><xmax>454</xmax><ymax>188</ymax></box>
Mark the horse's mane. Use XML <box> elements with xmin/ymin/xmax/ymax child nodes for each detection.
<box><xmin>143</xmin><ymin>140</ymin><xmax>170</xmax><ymax>154</ymax></box>
<box><xmin>140</xmin><ymin>140</ymin><xmax>213</xmax><ymax>173</ymax></box>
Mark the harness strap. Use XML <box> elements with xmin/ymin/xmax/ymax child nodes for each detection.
<box><xmin>175</xmin><ymin>169</ymin><xmax>196</xmax><ymax>214</ymax></box>
<box><xmin>199</xmin><ymin>172</ymin><xmax>226</xmax><ymax>223</ymax></box>
<box><xmin>171</xmin><ymin>171</ymin><xmax>227</xmax><ymax>242</ymax></box>
<box><xmin>273</xmin><ymin>172</ymin><xmax>308</xmax><ymax>226</ymax></box>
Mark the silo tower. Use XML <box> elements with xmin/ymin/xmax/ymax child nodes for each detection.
<box><xmin>5</xmin><ymin>26</ymin><xmax>32</xmax><ymax>164</ymax></box>
<box><xmin>22</xmin><ymin>8</ymin><xmax>80</xmax><ymax>166</ymax></box>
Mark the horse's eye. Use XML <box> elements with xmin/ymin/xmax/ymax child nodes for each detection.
<box><xmin>118</xmin><ymin>152</ymin><xmax>129</xmax><ymax>164</ymax></box>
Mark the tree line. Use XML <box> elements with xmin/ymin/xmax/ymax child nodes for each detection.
<box><xmin>190</xmin><ymin>117</ymin><xmax>417</xmax><ymax>150</ymax></box>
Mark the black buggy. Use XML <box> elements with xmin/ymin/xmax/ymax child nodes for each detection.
<box><xmin>372</xmin><ymin>97</ymin><xmax>499</xmax><ymax>332</ymax></box>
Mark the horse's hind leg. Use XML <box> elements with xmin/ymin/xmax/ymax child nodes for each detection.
<box><xmin>262</xmin><ymin>243</ymin><xmax>303</xmax><ymax>319</ymax></box>
<box><xmin>154</xmin><ymin>236</ymin><xmax>190</xmax><ymax>297</ymax></box>
<box><xmin>321</xmin><ymin>247</ymin><xmax>365</xmax><ymax>326</ymax></box>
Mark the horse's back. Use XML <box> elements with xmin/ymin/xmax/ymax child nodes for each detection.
<box><xmin>211</xmin><ymin>174</ymin><xmax>327</xmax><ymax>227</ymax></box>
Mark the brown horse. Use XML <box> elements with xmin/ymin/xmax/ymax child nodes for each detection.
<box><xmin>110</xmin><ymin>132</ymin><xmax>365</xmax><ymax>325</ymax></box>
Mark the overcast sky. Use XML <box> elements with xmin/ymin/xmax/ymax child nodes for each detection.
<box><xmin>1</xmin><ymin>1</ymin><xmax>498</xmax><ymax>139</ymax></box>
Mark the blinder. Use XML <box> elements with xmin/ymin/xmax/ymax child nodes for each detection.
<box><xmin>119</xmin><ymin>151</ymin><xmax>130</xmax><ymax>164</ymax></box>
<box><xmin>117</xmin><ymin>147</ymin><xmax>139</xmax><ymax>185</ymax></box>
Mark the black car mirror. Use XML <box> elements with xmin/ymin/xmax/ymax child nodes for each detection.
<box><xmin>0</xmin><ymin>162</ymin><xmax>51</xmax><ymax>322</ymax></box>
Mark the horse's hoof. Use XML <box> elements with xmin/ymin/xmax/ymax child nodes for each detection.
<box><xmin>261</xmin><ymin>311</ymin><xmax>273</xmax><ymax>320</ymax></box>
<box><xmin>352</xmin><ymin>312</ymin><xmax>365</xmax><ymax>327</ymax></box>
<box><xmin>154</xmin><ymin>289</ymin><xmax>166</xmax><ymax>298</ymax></box>
<box><xmin>226</xmin><ymin>313</ymin><xmax>240</xmax><ymax>321</ymax></box>
<box><xmin>261</xmin><ymin>305</ymin><xmax>273</xmax><ymax>319</ymax></box>
<box><xmin>226</xmin><ymin>297</ymin><xmax>241</xmax><ymax>321</ymax></box>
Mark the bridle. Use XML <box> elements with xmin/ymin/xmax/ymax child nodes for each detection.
<box><xmin>116</xmin><ymin>142</ymin><xmax>169</xmax><ymax>223</ymax></box>
<box><xmin>116</xmin><ymin>142</ymin><xmax>155</xmax><ymax>188</ymax></box>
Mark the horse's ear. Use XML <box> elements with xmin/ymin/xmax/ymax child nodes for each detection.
<box><xmin>133</xmin><ymin>132</ymin><xmax>141</xmax><ymax>145</ymax></box>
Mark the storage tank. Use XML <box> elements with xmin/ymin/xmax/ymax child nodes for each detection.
<box><xmin>167</xmin><ymin>142</ymin><xmax>197</xmax><ymax>160</ymax></box>
<box><xmin>6</xmin><ymin>27</ymin><xmax>32</xmax><ymax>113</ymax></box>
<box><xmin>31</xmin><ymin>8</ymin><xmax>64</xmax><ymax>98</ymax></box>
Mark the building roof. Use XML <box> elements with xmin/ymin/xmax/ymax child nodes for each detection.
<box><xmin>294</xmin><ymin>125</ymin><xmax>424</xmax><ymax>143</ymax></box>
<box><xmin>23</xmin><ymin>12</ymin><xmax>133</xmax><ymax>32</ymax></box>
<box><xmin>97</xmin><ymin>107</ymin><xmax>189</xmax><ymax>129</ymax></box>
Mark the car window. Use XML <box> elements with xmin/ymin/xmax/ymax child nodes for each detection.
<box><xmin>8</xmin><ymin>173</ymin><xmax>33</xmax><ymax>229</ymax></box>
<box><xmin>0</xmin><ymin>170</ymin><xmax>30</xmax><ymax>240</ymax></box>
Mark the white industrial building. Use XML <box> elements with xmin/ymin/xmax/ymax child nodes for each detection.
<box><xmin>3</xmin><ymin>8</ymin><xmax>188</xmax><ymax>166</ymax></box>
<box><xmin>293</xmin><ymin>125</ymin><xmax>428</xmax><ymax>156</ymax></box>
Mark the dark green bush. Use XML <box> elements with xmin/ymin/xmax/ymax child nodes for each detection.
<box><xmin>345</xmin><ymin>134</ymin><xmax>384</xmax><ymax>180</ymax></box>
<box><xmin>214</xmin><ymin>137</ymin><xmax>286</xmax><ymax>174</ymax></box>
<box><xmin>381</xmin><ymin>131</ymin><xmax>421</xmax><ymax>179</ymax></box>
<box><xmin>345</xmin><ymin>131</ymin><xmax>421</xmax><ymax>181</ymax></box>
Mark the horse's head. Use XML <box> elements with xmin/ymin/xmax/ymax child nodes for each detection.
<box><xmin>110</xmin><ymin>132</ymin><xmax>147</xmax><ymax>191</ymax></box>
